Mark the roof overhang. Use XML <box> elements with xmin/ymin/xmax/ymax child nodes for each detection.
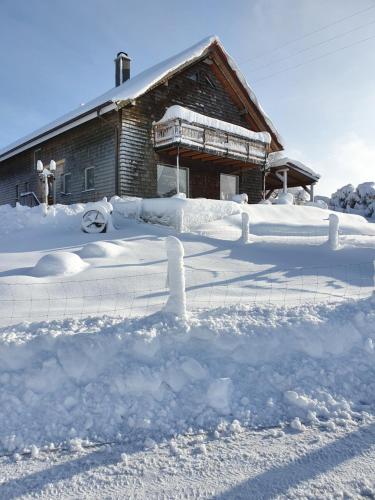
<box><xmin>266</xmin><ymin>158</ymin><xmax>320</xmax><ymax>190</ymax></box>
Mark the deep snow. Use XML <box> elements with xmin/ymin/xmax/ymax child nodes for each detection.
<box><xmin>0</xmin><ymin>297</ymin><xmax>374</xmax><ymax>454</ymax></box>
<box><xmin>0</xmin><ymin>198</ymin><xmax>374</xmax><ymax>499</ymax></box>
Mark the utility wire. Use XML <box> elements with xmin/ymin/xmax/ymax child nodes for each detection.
<box><xmin>253</xmin><ymin>31</ymin><xmax>375</xmax><ymax>82</ymax></box>
<box><xmin>250</xmin><ymin>17</ymin><xmax>375</xmax><ymax>73</ymax></box>
<box><xmin>240</xmin><ymin>3</ymin><xmax>375</xmax><ymax>65</ymax></box>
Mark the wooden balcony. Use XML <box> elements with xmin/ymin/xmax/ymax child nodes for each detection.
<box><xmin>152</xmin><ymin>117</ymin><xmax>269</xmax><ymax>166</ymax></box>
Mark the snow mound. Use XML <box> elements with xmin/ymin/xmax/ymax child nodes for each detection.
<box><xmin>274</xmin><ymin>192</ymin><xmax>294</xmax><ymax>205</ymax></box>
<box><xmin>0</xmin><ymin>297</ymin><xmax>374</xmax><ymax>452</ymax></box>
<box><xmin>78</xmin><ymin>241</ymin><xmax>125</xmax><ymax>259</ymax></box>
<box><xmin>32</xmin><ymin>252</ymin><xmax>89</xmax><ymax>277</ymax></box>
<box><xmin>0</xmin><ymin>203</ymin><xmax>85</xmax><ymax>235</ymax></box>
<box><xmin>141</xmin><ymin>198</ymin><xmax>241</xmax><ymax>228</ymax></box>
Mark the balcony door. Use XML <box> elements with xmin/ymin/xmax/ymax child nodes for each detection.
<box><xmin>157</xmin><ymin>164</ymin><xmax>189</xmax><ymax>197</ymax></box>
<box><xmin>220</xmin><ymin>174</ymin><xmax>239</xmax><ymax>200</ymax></box>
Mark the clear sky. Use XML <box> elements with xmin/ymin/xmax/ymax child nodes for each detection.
<box><xmin>0</xmin><ymin>0</ymin><xmax>374</xmax><ymax>196</ymax></box>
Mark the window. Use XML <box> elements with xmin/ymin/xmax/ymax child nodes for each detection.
<box><xmin>15</xmin><ymin>184</ymin><xmax>19</xmax><ymax>202</ymax></box>
<box><xmin>157</xmin><ymin>164</ymin><xmax>188</xmax><ymax>197</ymax></box>
<box><xmin>24</xmin><ymin>181</ymin><xmax>29</xmax><ymax>193</ymax></box>
<box><xmin>61</xmin><ymin>173</ymin><xmax>71</xmax><ymax>195</ymax></box>
<box><xmin>220</xmin><ymin>174</ymin><xmax>239</xmax><ymax>201</ymax></box>
<box><xmin>33</xmin><ymin>149</ymin><xmax>42</xmax><ymax>169</ymax></box>
<box><xmin>84</xmin><ymin>167</ymin><xmax>95</xmax><ymax>191</ymax></box>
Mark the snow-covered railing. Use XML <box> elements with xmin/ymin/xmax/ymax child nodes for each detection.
<box><xmin>153</xmin><ymin>106</ymin><xmax>269</xmax><ymax>165</ymax></box>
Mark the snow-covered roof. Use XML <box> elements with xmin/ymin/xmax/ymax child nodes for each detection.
<box><xmin>155</xmin><ymin>105</ymin><xmax>271</xmax><ymax>144</ymax></box>
<box><xmin>268</xmin><ymin>152</ymin><xmax>320</xmax><ymax>181</ymax></box>
<box><xmin>0</xmin><ymin>36</ymin><xmax>283</xmax><ymax>161</ymax></box>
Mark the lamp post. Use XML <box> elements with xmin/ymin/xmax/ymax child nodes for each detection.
<box><xmin>37</xmin><ymin>160</ymin><xmax>56</xmax><ymax>215</ymax></box>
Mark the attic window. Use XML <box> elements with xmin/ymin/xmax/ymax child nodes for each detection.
<box><xmin>187</xmin><ymin>70</ymin><xmax>216</xmax><ymax>88</ymax></box>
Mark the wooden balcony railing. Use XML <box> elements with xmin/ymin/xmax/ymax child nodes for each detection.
<box><xmin>153</xmin><ymin>118</ymin><xmax>268</xmax><ymax>165</ymax></box>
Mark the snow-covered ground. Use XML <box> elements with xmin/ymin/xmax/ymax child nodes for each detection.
<box><xmin>0</xmin><ymin>199</ymin><xmax>374</xmax><ymax>498</ymax></box>
<box><xmin>0</xmin><ymin>201</ymin><xmax>374</xmax><ymax>326</ymax></box>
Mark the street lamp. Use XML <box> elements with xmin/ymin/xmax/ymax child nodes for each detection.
<box><xmin>37</xmin><ymin>159</ymin><xmax>56</xmax><ymax>214</ymax></box>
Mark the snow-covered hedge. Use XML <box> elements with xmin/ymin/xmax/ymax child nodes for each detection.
<box><xmin>330</xmin><ymin>182</ymin><xmax>375</xmax><ymax>218</ymax></box>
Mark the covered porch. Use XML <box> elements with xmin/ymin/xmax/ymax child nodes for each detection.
<box><xmin>265</xmin><ymin>155</ymin><xmax>320</xmax><ymax>202</ymax></box>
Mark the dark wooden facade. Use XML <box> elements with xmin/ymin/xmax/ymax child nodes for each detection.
<box><xmin>0</xmin><ymin>47</ymin><xmax>277</xmax><ymax>207</ymax></box>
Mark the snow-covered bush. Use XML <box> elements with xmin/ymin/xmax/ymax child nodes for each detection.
<box><xmin>330</xmin><ymin>182</ymin><xmax>375</xmax><ymax>218</ymax></box>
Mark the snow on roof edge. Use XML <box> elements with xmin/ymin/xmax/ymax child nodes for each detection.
<box><xmin>0</xmin><ymin>35</ymin><xmax>283</xmax><ymax>160</ymax></box>
<box><xmin>269</xmin><ymin>154</ymin><xmax>320</xmax><ymax>180</ymax></box>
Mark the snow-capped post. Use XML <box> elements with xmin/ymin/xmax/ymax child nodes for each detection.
<box><xmin>328</xmin><ymin>213</ymin><xmax>339</xmax><ymax>250</ymax></box>
<box><xmin>164</xmin><ymin>236</ymin><xmax>186</xmax><ymax>318</ymax></box>
<box><xmin>241</xmin><ymin>211</ymin><xmax>250</xmax><ymax>244</ymax></box>
<box><xmin>135</xmin><ymin>199</ymin><xmax>142</xmax><ymax>221</ymax></box>
<box><xmin>176</xmin><ymin>208</ymin><xmax>184</xmax><ymax>234</ymax></box>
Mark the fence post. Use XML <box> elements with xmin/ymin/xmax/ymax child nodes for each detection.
<box><xmin>241</xmin><ymin>212</ymin><xmax>250</xmax><ymax>244</ymax></box>
<box><xmin>328</xmin><ymin>214</ymin><xmax>339</xmax><ymax>250</ymax></box>
<box><xmin>164</xmin><ymin>236</ymin><xmax>187</xmax><ymax>318</ymax></box>
<box><xmin>136</xmin><ymin>199</ymin><xmax>143</xmax><ymax>221</ymax></box>
<box><xmin>176</xmin><ymin>208</ymin><xmax>184</xmax><ymax>234</ymax></box>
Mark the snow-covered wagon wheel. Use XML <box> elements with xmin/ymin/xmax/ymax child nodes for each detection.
<box><xmin>81</xmin><ymin>208</ymin><xmax>109</xmax><ymax>233</ymax></box>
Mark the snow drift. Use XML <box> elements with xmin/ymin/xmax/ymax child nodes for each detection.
<box><xmin>32</xmin><ymin>252</ymin><xmax>89</xmax><ymax>277</ymax></box>
<box><xmin>0</xmin><ymin>297</ymin><xmax>374</xmax><ymax>453</ymax></box>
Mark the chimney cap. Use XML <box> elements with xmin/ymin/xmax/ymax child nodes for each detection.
<box><xmin>116</xmin><ymin>51</ymin><xmax>131</xmax><ymax>60</ymax></box>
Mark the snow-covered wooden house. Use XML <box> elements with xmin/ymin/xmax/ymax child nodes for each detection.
<box><xmin>0</xmin><ymin>36</ymin><xmax>319</xmax><ymax>206</ymax></box>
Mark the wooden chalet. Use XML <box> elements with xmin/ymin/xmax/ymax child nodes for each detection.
<box><xmin>0</xmin><ymin>36</ymin><xmax>319</xmax><ymax>207</ymax></box>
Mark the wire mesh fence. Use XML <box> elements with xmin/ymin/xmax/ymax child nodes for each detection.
<box><xmin>0</xmin><ymin>271</ymin><xmax>169</xmax><ymax>327</ymax></box>
<box><xmin>0</xmin><ymin>260</ymin><xmax>373</xmax><ymax>327</ymax></box>
<box><xmin>184</xmin><ymin>261</ymin><xmax>374</xmax><ymax>310</ymax></box>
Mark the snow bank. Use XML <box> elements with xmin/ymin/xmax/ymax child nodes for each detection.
<box><xmin>32</xmin><ymin>252</ymin><xmax>89</xmax><ymax>277</ymax></box>
<box><xmin>0</xmin><ymin>203</ymin><xmax>85</xmax><ymax>235</ymax></box>
<box><xmin>194</xmin><ymin>204</ymin><xmax>375</xmax><ymax>237</ymax></box>
<box><xmin>0</xmin><ymin>297</ymin><xmax>374</xmax><ymax>452</ymax></box>
<box><xmin>78</xmin><ymin>241</ymin><xmax>124</xmax><ymax>259</ymax></box>
<box><xmin>141</xmin><ymin>198</ymin><xmax>241</xmax><ymax>229</ymax></box>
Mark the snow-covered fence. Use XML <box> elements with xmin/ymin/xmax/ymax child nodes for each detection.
<box><xmin>183</xmin><ymin>261</ymin><xmax>374</xmax><ymax>310</ymax></box>
<box><xmin>0</xmin><ymin>260</ymin><xmax>373</xmax><ymax>328</ymax></box>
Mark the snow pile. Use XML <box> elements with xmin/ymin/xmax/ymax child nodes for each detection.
<box><xmin>78</xmin><ymin>241</ymin><xmax>124</xmax><ymax>259</ymax></box>
<box><xmin>330</xmin><ymin>182</ymin><xmax>375</xmax><ymax>218</ymax></box>
<box><xmin>0</xmin><ymin>297</ymin><xmax>374</xmax><ymax>452</ymax></box>
<box><xmin>141</xmin><ymin>198</ymin><xmax>241</xmax><ymax>229</ymax></box>
<box><xmin>0</xmin><ymin>203</ymin><xmax>85</xmax><ymax>235</ymax></box>
<box><xmin>32</xmin><ymin>252</ymin><xmax>89</xmax><ymax>277</ymax></box>
<box><xmin>273</xmin><ymin>192</ymin><xmax>294</xmax><ymax>205</ymax></box>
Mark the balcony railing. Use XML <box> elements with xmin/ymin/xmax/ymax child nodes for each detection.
<box><xmin>153</xmin><ymin>118</ymin><xmax>268</xmax><ymax>165</ymax></box>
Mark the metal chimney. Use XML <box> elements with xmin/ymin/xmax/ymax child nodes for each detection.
<box><xmin>115</xmin><ymin>52</ymin><xmax>131</xmax><ymax>86</ymax></box>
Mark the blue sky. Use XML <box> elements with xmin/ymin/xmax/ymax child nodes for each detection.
<box><xmin>0</xmin><ymin>0</ymin><xmax>374</xmax><ymax>196</ymax></box>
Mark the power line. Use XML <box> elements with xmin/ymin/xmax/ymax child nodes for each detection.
<box><xmin>253</xmin><ymin>31</ymin><xmax>375</xmax><ymax>83</ymax></box>
<box><xmin>240</xmin><ymin>3</ymin><xmax>375</xmax><ymax>65</ymax></box>
<box><xmin>250</xmin><ymin>17</ymin><xmax>375</xmax><ymax>73</ymax></box>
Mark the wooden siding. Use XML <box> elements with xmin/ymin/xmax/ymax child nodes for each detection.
<box><xmin>0</xmin><ymin>113</ymin><xmax>118</xmax><ymax>206</ymax></box>
<box><xmin>0</xmin><ymin>57</ymin><xmax>268</xmax><ymax>206</ymax></box>
<box><xmin>119</xmin><ymin>59</ymin><xmax>264</xmax><ymax>201</ymax></box>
